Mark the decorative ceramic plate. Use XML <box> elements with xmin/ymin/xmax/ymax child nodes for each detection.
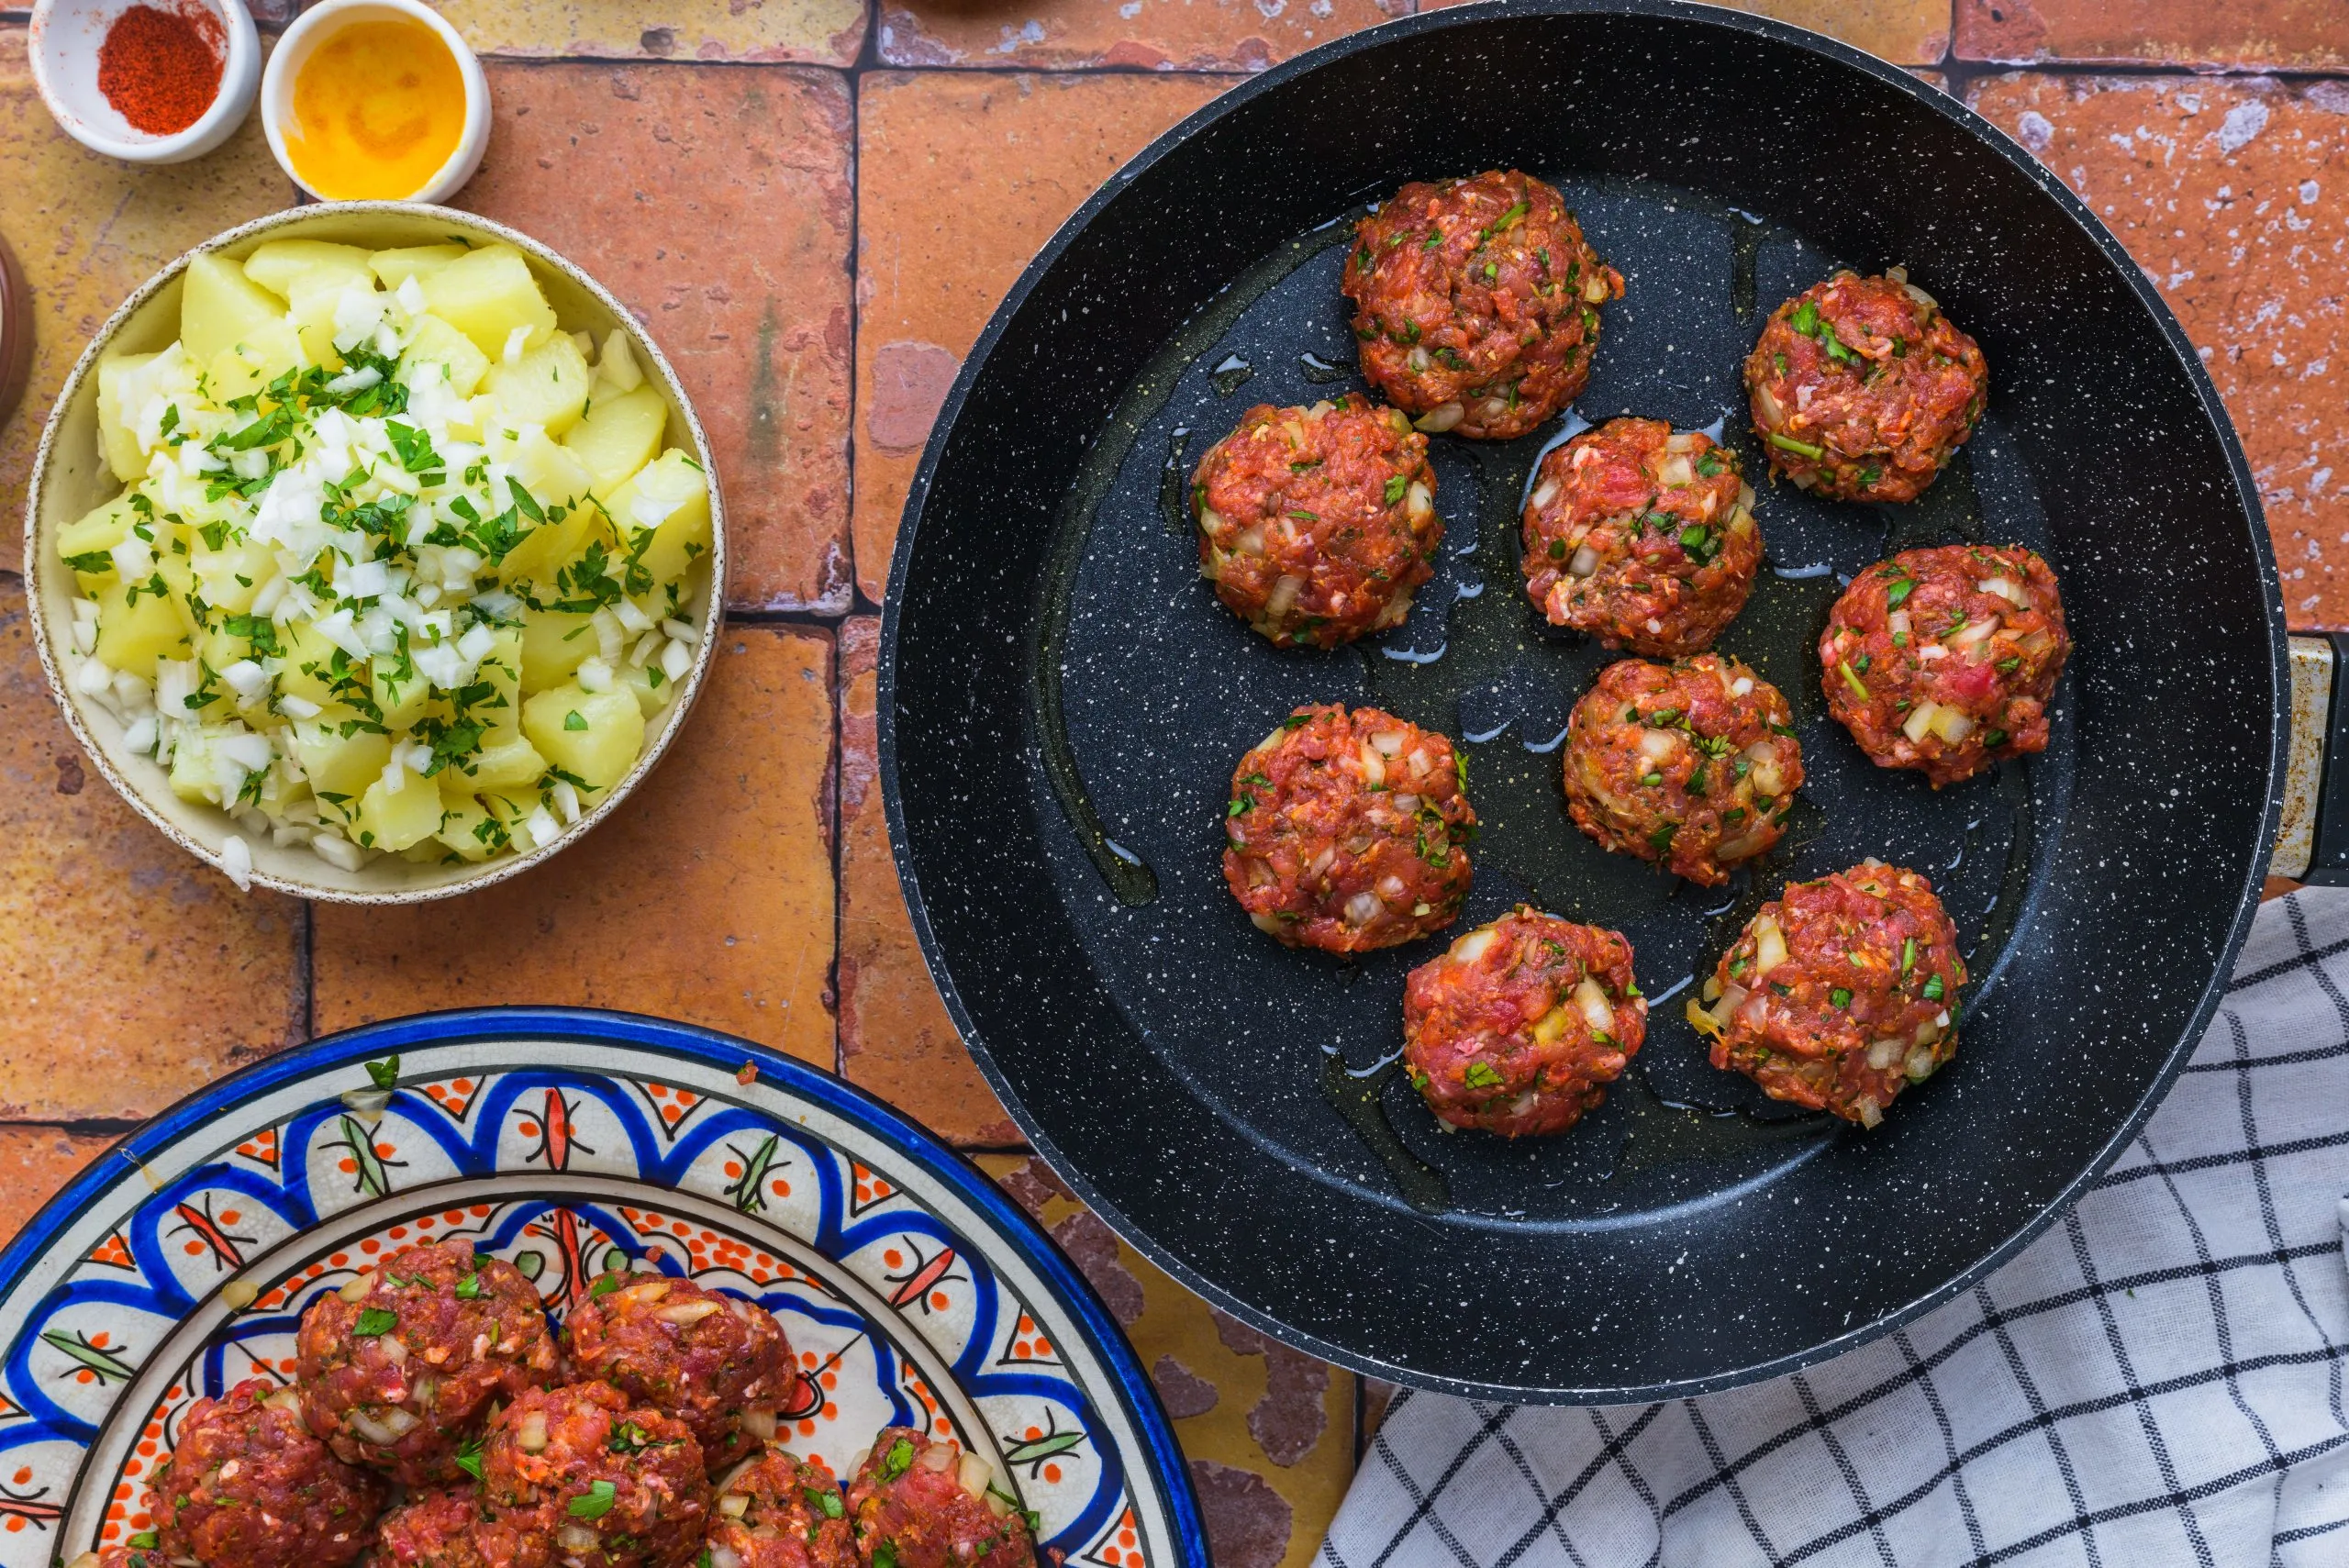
<box><xmin>0</xmin><ymin>1010</ymin><xmax>1205</xmax><ymax>1568</ymax></box>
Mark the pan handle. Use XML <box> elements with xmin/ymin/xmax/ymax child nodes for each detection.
<box><xmin>2274</xmin><ymin>635</ymin><xmax>2349</xmax><ymax>884</ymax></box>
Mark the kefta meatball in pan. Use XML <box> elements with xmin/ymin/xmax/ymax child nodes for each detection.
<box><xmin>1520</xmin><ymin>417</ymin><xmax>1761</xmax><ymax>657</ymax></box>
<box><xmin>1344</xmin><ymin>170</ymin><xmax>1623</xmax><ymax>440</ymax></box>
<box><xmin>296</xmin><ymin>1239</ymin><xmax>560</xmax><ymax>1485</ymax></box>
<box><xmin>1223</xmin><ymin>704</ymin><xmax>1476</xmax><ymax>954</ymax></box>
<box><xmin>1563</xmin><ymin>654</ymin><xmax>1803</xmax><ymax>886</ymax></box>
<box><xmin>1821</xmin><ymin>544</ymin><xmax>2070</xmax><ymax>786</ymax></box>
<box><xmin>562</xmin><ymin>1271</ymin><xmax>800</xmax><ymax>1475</ymax></box>
<box><xmin>1192</xmin><ymin>395</ymin><xmax>1442</xmax><ymax>649</ymax></box>
<box><xmin>1402</xmin><ymin>907</ymin><xmax>1646</xmax><ymax>1137</ymax></box>
<box><xmin>845</xmin><ymin>1429</ymin><xmax>1036</xmax><ymax>1568</ymax></box>
<box><xmin>1692</xmin><ymin>862</ymin><xmax>1966</xmax><ymax>1127</ymax></box>
<box><xmin>474</xmin><ymin>1383</ymin><xmax>709</xmax><ymax>1568</ymax></box>
<box><xmin>1745</xmin><ymin>269</ymin><xmax>1987</xmax><ymax>503</ymax></box>
<box><xmin>151</xmin><ymin>1378</ymin><xmax>386</xmax><ymax>1568</ymax></box>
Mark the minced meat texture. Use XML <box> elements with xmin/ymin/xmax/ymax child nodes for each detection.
<box><xmin>705</xmin><ymin>1448</ymin><xmax>855</xmax><ymax>1568</ymax></box>
<box><xmin>474</xmin><ymin>1383</ymin><xmax>708</xmax><ymax>1568</ymax></box>
<box><xmin>1223</xmin><ymin>704</ymin><xmax>1476</xmax><ymax>954</ymax></box>
<box><xmin>154</xmin><ymin>1377</ymin><xmax>385</xmax><ymax>1568</ymax></box>
<box><xmin>1745</xmin><ymin>270</ymin><xmax>1987</xmax><ymax>503</ymax></box>
<box><xmin>1820</xmin><ymin>544</ymin><xmax>2070</xmax><ymax>786</ymax></box>
<box><xmin>563</xmin><ymin>1273</ymin><xmax>800</xmax><ymax>1476</ymax></box>
<box><xmin>1401</xmin><ymin>907</ymin><xmax>1646</xmax><ymax>1137</ymax></box>
<box><xmin>1695</xmin><ymin>862</ymin><xmax>1966</xmax><ymax>1127</ymax></box>
<box><xmin>1344</xmin><ymin>170</ymin><xmax>1624</xmax><ymax>440</ymax></box>
<box><xmin>1521</xmin><ymin>417</ymin><xmax>1761</xmax><ymax>656</ymax></box>
<box><xmin>1193</xmin><ymin>395</ymin><xmax>1442</xmax><ymax>649</ymax></box>
<box><xmin>297</xmin><ymin>1239</ymin><xmax>560</xmax><ymax>1485</ymax></box>
<box><xmin>844</xmin><ymin>1430</ymin><xmax>1035</xmax><ymax>1568</ymax></box>
<box><xmin>1563</xmin><ymin>654</ymin><xmax>1803</xmax><ymax>885</ymax></box>
<box><xmin>368</xmin><ymin>1489</ymin><xmax>485</xmax><ymax>1568</ymax></box>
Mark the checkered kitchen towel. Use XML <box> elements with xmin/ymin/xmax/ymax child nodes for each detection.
<box><xmin>1321</xmin><ymin>888</ymin><xmax>2349</xmax><ymax>1568</ymax></box>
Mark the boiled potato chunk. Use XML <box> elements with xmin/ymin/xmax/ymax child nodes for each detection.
<box><xmin>418</xmin><ymin>243</ymin><xmax>556</xmax><ymax>360</ymax></box>
<box><xmin>372</xmin><ymin>660</ymin><xmax>433</xmax><ymax>732</ymax></box>
<box><xmin>473</xmin><ymin>627</ymin><xmax>525</xmax><ymax>739</ymax></box>
<box><xmin>95</xmin><ymin>352</ymin><xmax>159</xmax><ymax>481</ymax></box>
<box><xmin>241</xmin><ymin>240</ymin><xmax>373</xmax><ymax>302</ymax></box>
<box><xmin>619</xmin><ymin>660</ymin><xmax>679</xmax><ymax>718</ymax></box>
<box><xmin>291</xmin><ymin>716</ymin><xmax>392</xmax><ymax>801</ymax></box>
<box><xmin>370</xmin><ymin>244</ymin><xmax>469</xmax><ymax>292</ymax></box>
<box><xmin>592</xmin><ymin>330</ymin><xmax>644</xmax><ymax>395</ymax></box>
<box><xmin>518</xmin><ymin>609</ymin><xmax>596</xmax><ymax>693</ymax></box>
<box><xmin>523</xmin><ymin>684</ymin><xmax>644</xmax><ymax>793</ymax></box>
<box><xmin>462</xmin><ymin>733</ymin><xmax>550</xmax><ymax>792</ymax></box>
<box><xmin>606</xmin><ymin>450</ymin><xmax>711</xmax><ymax>588</ymax></box>
<box><xmin>208</xmin><ymin>319</ymin><xmax>306</xmax><ymax>399</ymax></box>
<box><xmin>275</xmin><ymin>621</ymin><xmax>345</xmax><ymax>708</ymax></box>
<box><xmin>483</xmin><ymin>331</ymin><xmax>591</xmax><ymax>437</ymax></box>
<box><xmin>359</xmin><ymin>769</ymin><xmax>444</xmax><ymax>852</ymax></box>
<box><xmin>181</xmin><ymin>254</ymin><xmax>290</xmax><ymax>365</ymax></box>
<box><xmin>93</xmin><ymin>577</ymin><xmax>193</xmax><ymax>675</ymax></box>
<box><xmin>397</xmin><ymin>313</ymin><xmax>492</xmax><ymax>402</ymax></box>
<box><xmin>57</xmin><ymin>494</ymin><xmax>141</xmax><ymax>584</ymax></box>
<box><xmin>433</xmin><ymin>788</ymin><xmax>504</xmax><ymax>862</ymax></box>
<box><xmin>563</xmin><ymin>385</ymin><xmax>666</xmax><ymax>495</ymax></box>
<box><xmin>192</xmin><ymin>538</ymin><xmax>276</xmax><ymax>616</ymax></box>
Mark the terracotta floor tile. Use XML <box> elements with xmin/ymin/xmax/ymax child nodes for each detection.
<box><xmin>1955</xmin><ymin>0</ymin><xmax>2346</xmax><ymax>70</ymax></box>
<box><xmin>0</xmin><ymin>27</ymin><xmax>295</xmax><ymax>526</ymax></box>
<box><xmin>987</xmin><ymin>1156</ymin><xmax>1355</xmax><ymax>1568</ymax></box>
<box><xmin>852</xmin><ymin>71</ymin><xmax>1235</xmax><ymax>603</ymax></box>
<box><xmin>313</xmin><ymin>626</ymin><xmax>838</xmax><ymax>1066</ymax></box>
<box><xmin>877</xmin><ymin>0</ymin><xmax>1403</xmax><ymax>72</ymax></box>
<box><xmin>429</xmin><ymin>0</ymin><xmax>866</xmax><ymax>65</ymax></box>
<box><xmin>1970</xmin><ymin>74</ymin><xmax>2349</xmax><ymax>626</ymax></box>
<box><xmin>0</xmin><ymin>1126</ymin><xmax>118</xmax><ymax>1242</ymax></box>
<box><xmin>1418</xmin><ymin>0</ymin><xmax>1949</xmax><ymax>64</ymax></box>
<box><xmin>837</xmin><ymin>618</ymin><xmax>1020</xmax><ymax>1146</ymax></box>
<box><xmin>454</xmin><ymin>62</ymin><xmax>855</xmax><ymax>613</ymax></box>
<box><xmin>0</xmin><ymin>580</ymin><xmax>307</xmax><ymax>1122</ymax></box>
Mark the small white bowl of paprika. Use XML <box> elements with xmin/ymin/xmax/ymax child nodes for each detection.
<box><xmin>28</xmin><ymin>0</ymin><xmax>261</xmax><ymax>164</ymax></box>
<box><xmin>260</xmin><ymin>0</ymin><xmax>490</xmax><ymax>203</ymax></box>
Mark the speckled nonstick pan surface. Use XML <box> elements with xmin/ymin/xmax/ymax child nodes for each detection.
<box><xmin>880</xmin><ymin>0</ymin><xmax>2284</xmax><ymax>1401</ymax></box>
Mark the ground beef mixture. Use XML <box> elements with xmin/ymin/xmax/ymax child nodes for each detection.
<box><xmin>1401</xmin><ymin>907</ymin><xmax>1646</xmax><ymax>1137</ymax></box>
<box><xmin>1193</xmin><ymin>395</ymin><xmax>1442</xmax><ymax>648</ymax></box>
<box><xmin>705</xmin><ymin>1448</ymin><xmax>855</xmax><ymax>1568</ymax></box>
<box><xmin>297</xmin><ymin>1239</ymin><xmax>560</xmax><ymax>1485</ymax></box>
<box><xmin>1820</xmin><ymin>544</ymin><xmax>2070</xmax><ymax>786</ymax></box>
<box><xmin>1563</xmin><ymin>653</ymin><xmax>1803</xmax><ymax>885</ymax></box>
<box><xmin>475</xmin><ymin>1384</ymin><xmax>708</xmax><ymax>1568</ymax></box>
<box><xmin>367</xmin><ymin>1489</ymin><xmax>485</xmax><ymax>1568</ymax></box>
<box><xmin>1223</xmin><ymin>704</ymin><xmax>1476</xmax><ymax>953</ymax></box>
<box><xmin>1695</xmin><ymin>862</ymin><xmax>1966</xmax><ymax>1126</ymax></box>
<box><xmin>153</xmin><ymin>1378</ymin><xmax>385</xmax><ymax>1568</ymax></box>
<box><xmin>1520</xmin><ymin>418</ymin><xmax>1761</xmax><ymax>657</ymax></box>
<box><xmin>1745</xmin><ymin>269</ymin><xmax>1988</xmax><ymax>503</ymax></box>
<box><xmin>563</xmin><ymin>1273</ymin><xmax>800</xmax><ymax>1476</ymax></box>
<box><xmin>1344</xmin><ymin>170</ymin><xmax>1624</xmax><ymax>440</ymax></box>
<box><xmin>844</xmin><ymin>1430</ymin><xmax>1035</xmax><ymax>1568</ymax></box>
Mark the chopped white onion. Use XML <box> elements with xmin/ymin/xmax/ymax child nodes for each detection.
<box><xmin>1414</xmin><ymin>402</ymin><xmax>1464</xmax><ymax>434</ymax></box>
<box><xmin>957</xmin><ymin>1451</ymin><xmax>994</xmax><ymax>1498</ymax></box>
<box><xmin>219</xmin><ymin>835</ymin><xmax>253</xmax><ymax>892</ymax></box>
<box><xmin>1752</xmin><ymin>914</ymin><xmax>1788</xmax><ymax>976</ymax></box>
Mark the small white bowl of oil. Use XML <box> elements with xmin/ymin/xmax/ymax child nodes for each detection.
<box><xmin>260</xmin><ymin>0</ymin><xmax>489</xmax><ymax>203</ymax></box>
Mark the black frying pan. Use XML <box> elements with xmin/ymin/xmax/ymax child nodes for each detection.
<box><xmin>878</xmin><ymin>0</ymin><xmax>2292</xmax><ymax>1402</ymax></box>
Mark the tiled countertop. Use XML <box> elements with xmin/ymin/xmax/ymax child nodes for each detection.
<box><xmin>0</xmin><ymin>1</ymin><xmax>2341</xmax><ymax>1561</ymax></box>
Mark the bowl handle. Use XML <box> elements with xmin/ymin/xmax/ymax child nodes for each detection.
<box><xmin>2275</xmin><ymin>635</ymin><xmax>2349</xmax><ymax>883</ymax></box>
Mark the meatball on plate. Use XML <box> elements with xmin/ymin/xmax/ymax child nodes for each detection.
<box><xmin>1402</xmin><ymin>908</ymin><xmax>1646</xmax><ymax>1137</ymax></box>
<box><xmin>1563</xmin><ymin>654</ymin><xmax>1803</xmax><ymax>885</ymax></box>
<box><xmin>563</xmin><ymin>1271</ymin><xmax>800</xmax><ymax>1475</ymax></box>
<box><xmin>1344</xmin><ymin>170</ymin><xmax>1622</xmax><ymax>440</ymax></box>
<box><xmin>474</xmin><ymin>1384</ymin><xmax>709</xmax><ymax>1568</ymax></box>
<box><xmin>1192</xmin><ymin>395</ymin><xmax>1441</xmax><ymax>648</ymax></box>
<box><xmin>1746</xmin><ymin>268</ymin><xmax>1988</xmax><ymax>503</ymax></box>
<box><xmin>152</xmin><ymin>1378</ymin><xmax>385</xmax><ymax>1568</ymax></box>
<box><xmin>369</xmin><ymin>1490</ymin><xmax>487</xmax><ymax>1568</ymax></box>
<box><xmin>1692</xmin><ymin>862</ymin><xmax>1966</xmax><ymax>1127</ymax></box>
<box><xmin>706</xmin><ymin>1448</ymin><xmax>856</xmax><ymax>1568</ymax></box>
<box><xmin>1521</xmin><ymin>418</ymin><xmax>1760</xmax><ymax>656</ymax></box>
<box><xmin>1223</xmin><ymin>704</ymin><xmax>1475</xmax><ymax>953</ymax></box>
<box><xmin>846</xmin><ymin>1429</ymin><xmax>1037</xmax><ymax>1568</ymax></box>
<box><xmin>1821</xmin><ymin>544</ymin><xmax>2070</xmax><ymax>786</ymax></box>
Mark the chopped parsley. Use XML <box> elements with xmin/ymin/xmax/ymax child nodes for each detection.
<box><xmin>567</xmin><ymin>1480</ymin><xmax>618</xmax><ymax>1519</ymax></box>
<box><xmin>353</xmin><ymin>1307</ymin><xmax>398</xmax><ymax>1338</ymax></box>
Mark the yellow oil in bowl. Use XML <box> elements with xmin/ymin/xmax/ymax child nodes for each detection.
<box><xmin>283</xmin><ymin>17</ymin><xmax>465</xmax><ymax>199</ymax></box>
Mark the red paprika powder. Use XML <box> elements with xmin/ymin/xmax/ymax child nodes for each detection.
<box><xmin>96</xmin><ymin>3</ymin><xmax>225</xmax><ymax>137</ymax></box>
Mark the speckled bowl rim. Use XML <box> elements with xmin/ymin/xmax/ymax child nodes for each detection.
<box><xmin>22</xmin><ymin>201</ymin><xmax>729</xmax><ymax>905</ymax></box>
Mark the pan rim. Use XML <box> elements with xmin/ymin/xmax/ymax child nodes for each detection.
<box><xmin>877</xmin><ymin>0</ymin><xmax>2289</xmax><ymax>1402</ymax></box>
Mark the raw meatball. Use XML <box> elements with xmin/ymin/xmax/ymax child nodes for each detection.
<box><xmin>1193</xmin><ymin>395</ymin><xmax>1442</xmax><ymax>648</ymax></box>
<box><xmin>844</xmin><ymin>1430</ymin><xmax>1035</xmax><ymax>1568</ymax></box>
<box><xmin>1562</xmin><ymin>653</ymin><xmax>1804</xmax><ymax>885</ymax></box>
<box><xmin>369</xmin><ymin>1490</ymin><xmax>486</xmax><ymax>1568</ymax></box>
<box><xmin>1745</xmin><ymin>269</ymin><xmax>1987</xmax><ymax>503</ymax></box>
<box><xmin>1402</xmin><ymin>907</ymin><xmax>1647</xmax><ymax>1137</ymax></box>
<box><xmin>1695</xmin><ymin>862</ymin><xmax>1966</xmax><ymax>1126</ymax></box>
<box><xmin>706</xmin><ymin>1448</ymin><xmax>855</xmax><ymax>1568</ymax></box>
<box><xmin>475</xmin><ymin>1384</ymin><xmax>709</xmax><ymax>1568</ymax></box>
<box><xmin>1344</xmin><ymin>170</ymin><xmax>1623</xmax><ymax>440</ymax></box>
<box><xmin>1520</xmin><ymin>417</ymin><xmax>1761</xmax><ymax>656</ymax></box>
<box><xmin>1223</xmin><ymin>704</ymin><xmax>1475</xmax><ymax>953</ymax></box>
<box><xmin>563</xmin><ymin>1272</ymin><xmax>800</xmax><ymax>1476</ymax></box>
<box><xmin>297</xmin><ymin>1239</ymin><xmax>561</xmax><ymax>1485</ymax></box>
<box><xmin>1820</xmin><ymin>544</ymin><xmax>2070</xmax><ymax>786</ymax></box>
<box><xmin>153</xmin><ymin>1377</ymin><xmax>385</xmax><ymax>1568</ymax></box>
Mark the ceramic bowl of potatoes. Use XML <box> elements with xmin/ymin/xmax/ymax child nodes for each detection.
<box><xmin>22</xmin><ymin>203</ymin><xmax>726</xmax><ymax>902</ymax></box>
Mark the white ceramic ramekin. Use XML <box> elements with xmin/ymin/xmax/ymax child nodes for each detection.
<box><xmin>261</xmin><ymin>0</ymin><xmax>491</xmax><ymax>204</ymax></box>
<box><xmin>28</xmin><ymin>0</ymin><xmax>261</xmax><ymax>165</ymax></box>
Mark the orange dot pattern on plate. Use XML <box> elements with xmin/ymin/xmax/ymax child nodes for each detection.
<box><xmin>850</xmin><ymin>1163</ymin><xmax>896</xmax><ymax>1211</ymax></box>
<box><xmin>1005</xmin><ymin>1312</ymin><xmax>1058</xmax><ymax>1364</ymax></box>
<box><xmin>231</xmin><ymin>1129</ymin><xmax>279</xmax><ymax>1169</ymax></box>
<box><xmin>417</xmin><ymin>1078</ymin><xmax>481</xmax><ymax>1119</ymax></box>
<box><xmin>1085</xmin><ymin>1508</ymin><xmax>1144</xmax><ymax>1568</ymax></box>
<box><xmin>87</xmin><ymin>1234</ymin><xmax>133</xmax><ymax>1271</ymax></box>
<box><xmin>640</xmin><ymin>1084</ymin><xmax>703</xmax><ymax>1131</ymax></box>
<box><xmin>613</xmin><ymin>1207</ymin><xmax>805</xmax><ymax>1289</ymax></box>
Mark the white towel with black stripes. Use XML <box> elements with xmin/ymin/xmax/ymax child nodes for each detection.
<box><xmin>1319</xmin><ymin>886</ymin><xmax>2349</xmax><ymax>1568</ymax></box>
